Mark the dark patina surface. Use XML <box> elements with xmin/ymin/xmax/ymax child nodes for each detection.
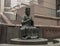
<box><xmin>20</xmin><ymin>8</ymin><xmax>39</xmax><ymax>39</ymax></box>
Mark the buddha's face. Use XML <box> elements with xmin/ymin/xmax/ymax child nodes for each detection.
<box><xmin>25</xmin><ymin>8</ymin><xmax>30</xmax><ymax>16</ymax></box>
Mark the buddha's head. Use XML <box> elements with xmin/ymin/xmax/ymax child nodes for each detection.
<box><xmin>25</xmin><ymin>8</ymin><xmax>30</xmax><ymax>16</ymax></box>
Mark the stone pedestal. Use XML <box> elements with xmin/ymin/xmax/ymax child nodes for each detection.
<box><xmin>10</xmin><ymin>38</ymin><xmax>48</xmax><ymax>45</ymax></box>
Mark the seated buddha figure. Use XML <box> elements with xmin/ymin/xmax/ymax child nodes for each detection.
<box><xmin>20</xmin><ymin>8</ymin><xmax>39</xmax><ymax>39</ymax></box>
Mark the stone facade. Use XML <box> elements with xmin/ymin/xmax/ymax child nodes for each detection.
<box><xmin>16</xmin><ymin>0</ymin><xmax>56</xmax><ymax>25</ymax></box>
<box><xmin>3</xmin><ymin>0</ymin><xmax>57</xmax><ymax>25</ymax></box>
<box><xmin>4</xmin><ymin>0</ymin><xmax>11</xmax><ymax>7</ymax></box>
<box><xmin>1</xmin><ymin>0</ymin><xmax>60</xmax><ymax>43</ymax></box>
<box><xmin>0</xmin><ymin>0</ymin><xmax>4</xmax><ymax>12</ymax></box>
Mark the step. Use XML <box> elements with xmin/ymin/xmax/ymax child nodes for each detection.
<box><xmin>10</xmin><ymin>38</ymin><xmax>48</xmax><ymax>45</ymax></box>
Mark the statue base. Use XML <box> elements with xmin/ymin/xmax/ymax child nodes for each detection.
<box><xmin>10</xmin><ymin>38</ymin><xmax>48</xmax><ymax>45</ymax></box>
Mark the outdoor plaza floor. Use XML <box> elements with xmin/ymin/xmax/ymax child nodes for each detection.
<box><xmin>0</xmin><ymin>43</ymin><xmax>60</xmax><ymax>46</ymax></box>
<box><xmin>0</xmin><ymin>41</ymin><xmax>60</xmax><ymax>46</ymax></box>
<box><xmin>0</xmin><ymin>39</ymin><xmax>60</xmax><ymax>46</ymax></box>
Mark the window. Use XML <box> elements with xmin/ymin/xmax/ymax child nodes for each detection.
<box><xmin>56</xmin><ymin>0</ymin><xmax>60</xmax><ymax>17</ymax></box>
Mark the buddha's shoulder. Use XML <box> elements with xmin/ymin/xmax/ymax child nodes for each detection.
<box><xmin>21</xmin><ymin>15</ymin><xmax>26</xmax><ymax>18</ymax></box>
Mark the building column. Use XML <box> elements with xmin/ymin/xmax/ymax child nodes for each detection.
<box><xmin>0</xmin><ymin>0</ymin><xmax>4</xmax><ymax>12</ymax></box>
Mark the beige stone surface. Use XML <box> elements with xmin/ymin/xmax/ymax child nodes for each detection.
<box><xmin>0</xmin><ymin>0</ymin><xmax>4</xmax><ymax>12</ymax></box>
<box><xmin>34</xmin><ymin>17</ymin><xmax>57</xmax><ymax>26</ymax></box>
<box><xmin>4</xmin><ymin>0</ymin><xmax>11</xmax><ymax>7</ymax></box>
<box><xmin>57</xmin><ymin>20</ymin><xmax>60</xmax><ymax>26</ymax></box>
<box><xmin>0</xmin><ymin>44</ymin><xmax>47</xmax><ymax>46</ymax></box>
<box><xmin>38</xmin><ymin>0</ymin><xmax>56</xmax><ymax>9</ymax></box>
<box><xmin>34</xmin><ymin>5</ymin><xmax>56</xmax><ymax>17</ymax></box>
<box><xmin>0</xmin><ymin>43</ymin><xmax>60</xmax><ymax>46</ymax></box>
<box><xmin>43</xmin><ymin>2</ymin><xmax>56</xmax><ymax>9</ymax></box>
<box><xmin>43</xmin><ymin>0</ymin><xmax>56</xmax><ymax>5</ymax></box>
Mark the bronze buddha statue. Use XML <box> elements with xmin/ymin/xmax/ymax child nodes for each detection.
<box><xmin>20</xmin><ymin>8</ymin><xmax>39</xmax><ymax>39</ymax></box>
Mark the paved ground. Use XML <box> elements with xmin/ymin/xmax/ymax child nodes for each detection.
<box><xmin>0</xmin><ymin>43</ymin><xmax>60</xmax><ymax>46</ymax></box>
<box><xmin>0</xmin><ymin>39</ymin><xmax>60</xmax><ymax>46</ymax></box>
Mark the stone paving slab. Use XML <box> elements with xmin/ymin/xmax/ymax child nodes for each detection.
<box><xmin>0</xmin><ymin>39</ymin><xmax>60</xmax><ymax>46</ymax></box>
<box><xmin>0</xmin><ymin>43</ymin><xmax>60</xmax><ymax>46</ymax></box>
<box><xmin>0</xmin><ymin>44</ymin><xmax>48</xmax><ymax>46</ymax></box>
<box><xmin>1</xmin><ymin>39</ymin><xmax>60</xmax><ymax>46</ymax></box>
